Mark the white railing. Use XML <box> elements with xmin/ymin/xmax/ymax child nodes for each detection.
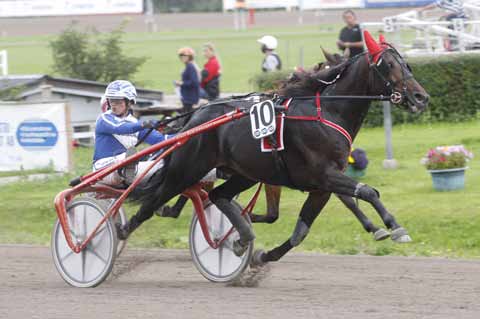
<box><xmin>0</xmin><ymin>50</ymin><xmax>7</xmax><ymax>76</ymax></box>
<box><xmin>361</xmin><ymin>3</ymin><xmax>480</xmax><ymax>56</ymax></box>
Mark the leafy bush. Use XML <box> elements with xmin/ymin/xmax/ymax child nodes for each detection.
<box><xmin>50</xmin><ymin>22</ymin><xmax>147</xmax><ymax>83</ymax></box>
<box><xmin>250</xmin><ymin>54</ymin><xmax>480</xmax><ymax>126</ymax></box>
<box><xmin>249</xmin><ymin>70</ymin><xmax>291</xmax><ymax>92</ymax></box>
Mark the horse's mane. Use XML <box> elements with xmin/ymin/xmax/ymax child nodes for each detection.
<box><xmin>276</xmin><ymin>53</ymin><xmax>363</xmax><ymax>97</ymax></box>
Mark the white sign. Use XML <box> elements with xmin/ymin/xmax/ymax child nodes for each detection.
<box><xmin>0</xmin><ymin>102</ymin><xmax>72</xmax><ymax>172</ymax></box>
<box><xmin>0</xmin><ymin>0</ymin><xmax>143</xmax><ymax>17</ymax></box>
<box><xmin>250</xmin><ymin>100</ymin><xmax>276</xmax><ymax>139</ymax></box>
<box><xmin>300</xmin><ymin>0</ymin><xmax>365</xmax><ymax>9</ymax></box>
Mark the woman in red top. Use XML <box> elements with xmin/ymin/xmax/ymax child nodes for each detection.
<box><xmin>200</xmin><ymin>43</ymin><xmax>221</xmax><ymax>101</ymax></box>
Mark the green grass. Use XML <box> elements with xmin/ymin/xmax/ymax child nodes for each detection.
<box><xmin>0</xmin><ymin>121</ymin><xmax>479</xmax><ymax>258</ymax></box>
<box><xmin>0</xmin><ymin>25</ymin><xmax>345</xmax><ymax>93</ymax></box>
<box><xmin>0</xmin><ymin>167</ymin><xmax>54</xmax><ymax>178</ymax></box>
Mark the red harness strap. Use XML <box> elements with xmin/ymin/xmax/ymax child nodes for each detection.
<box><xmin>283</xmin><ymin>92</ymin><xmax>352</xmax><ymax>148</ymax></box>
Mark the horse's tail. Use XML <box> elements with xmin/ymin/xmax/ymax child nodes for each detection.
<box><xmin>128</xmin><ymin>154</ymin><xmax>172</xmax><ymax>203</ymax></box>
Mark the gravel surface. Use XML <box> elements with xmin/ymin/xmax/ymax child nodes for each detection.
<box><xmin>1</xmin><ymin>245</ymin><xmax>480</xmax><ymax>319</ymax></box>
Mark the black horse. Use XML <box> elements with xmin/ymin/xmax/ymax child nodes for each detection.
<box><xmin>158</xmin><ymin>49</ymin><xmax>392</xmax><ymax>242</ymax></box>
<box><xmin>120</xmin><ymin>31</ymin><xmax>429</xmax><ymax>262</ymax></box>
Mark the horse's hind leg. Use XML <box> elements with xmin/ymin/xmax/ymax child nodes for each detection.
<box><xmin>336</xmin><ymin>194</ymin><xmax>390</xmax><ymax>241</ymax></box>
<box><xmin>209</xmin><ymin>175</ymin><xmax>257</xmax><ymax>256</ymax></box>
<box><xmin>326</xmin><ymin>170</ymin><xmax>411</xmax><ymax>243</ymax></box>
<box><xmin>251</xmin><ymin>184</ymin><xmax>281</xmax><ymax>224</ymax></box>
<box><xmin>253</xmin><ymin>191</ymin><xmax>331</xmax><ymax>265</ymax></box>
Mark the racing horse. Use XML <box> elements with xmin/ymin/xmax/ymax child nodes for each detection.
<box><xmin>121</xmin><ymin>31</ymin><xmax>429</xmax><ymax>261</ymax></box>
<box><xmin>159</xmin><ymin>49</ymin><xmax>392</xmax><ymax>242</ymax></box>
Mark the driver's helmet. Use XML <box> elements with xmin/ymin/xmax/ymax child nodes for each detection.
<box><xmin>257</xmin><ymin>35</ymin><xmax>278</xmax><ymax>50</ymax></box>
<box><xmin>104</xmin><ymin>80</ymin><xmax>137</xmax><ymax>105</ymax></box>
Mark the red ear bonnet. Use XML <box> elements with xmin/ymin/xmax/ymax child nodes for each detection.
<box><xmin>363</xmin><ymin>30</ymin><xmax>382</xmax><ymax>63</ymax></box>
<box><xmin>379</xmin><ymin>34</ymin><xmax>386</xmax><ymax>44</ymax></box>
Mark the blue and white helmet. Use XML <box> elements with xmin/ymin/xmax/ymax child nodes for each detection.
<box><xmin>104</xmin><ymin>80</ymin><xmax>137</xmax><ymax>104</ymax></box>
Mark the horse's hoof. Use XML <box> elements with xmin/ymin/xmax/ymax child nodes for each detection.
<box><xmin>373</xmin><ymin>228</ymin><xmax>390</xmax><ymax>241</ymax></box>
<box><xmin>251</xmin><ymin>249</ymin><xmax>267</xmax><ymax>267</ymax></box>
<box><xmin>115</xmin><ymin>223</ymin><xmax>129</xmax><ymax>240</ymax></box>
<box><xmin>233</xmin><ymin>240</ymin><xmax>250</xmax><ymax>257</ymax></box>
<box><xmin>391</xmin><ymin>227</ymin><xmax>412</xmax><ymax>243</ymax></box>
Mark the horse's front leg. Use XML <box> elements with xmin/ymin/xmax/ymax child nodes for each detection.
<box><xmin>326</xmin><ymin>170</ymin><xmax>411</xmax><ymax>243</ymax></box>
<box><xmin>252</xmin><ymin>191</ymin><xmax>331</xmax><ymax>265</ymax></box>
<box><xmin>335</xmin><ymin>194</ymin><xmax>390</xmax><ymax>241</ymax></box>
<box><xmin>251</xmin><ymin>184</ymin><xmax>281</xmax><ymax>224</ymax></box>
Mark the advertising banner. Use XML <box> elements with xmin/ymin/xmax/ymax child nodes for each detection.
<box><xmin>0</xmin><ymin>102</ymin><xmax>72</xmax><ymax>172</ymax></box>
<box><xmin>0</xmin><ymin>0</ymin><xmax>143</xmax><ymax>18</ymax></box>
<box><xmin>364</xmin><ymin>0</ymin><xmax>433</xmax><ymax>8</ymax></box>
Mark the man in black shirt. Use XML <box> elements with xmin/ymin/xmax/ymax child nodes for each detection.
<box><xmin>337</xmin><ymin>10</ymin><xmax>364</xmax><ymax>58</ymax></box>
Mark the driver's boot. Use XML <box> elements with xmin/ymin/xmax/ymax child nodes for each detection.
<box><xmin>119</xmin><ymin>147</ymin><xmax>138</xmax><ymax>184</ymax></box>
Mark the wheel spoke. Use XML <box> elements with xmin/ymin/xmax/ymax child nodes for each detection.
<box><xmin>60</xmin><ymin>249</ymin><xmax>75</xmax><ymax>262</ymax></box>
<box><xmin>218</xmin><ymin>245</ymin><xmax>223</xmax><ymax>276</ymax></box>
<box><xmin>81</xmin><ymin>248</ymin><xmax>87</xmax><ymax>282</ymax></box>
<box><xmin>197</xmin><ymin>245</ymin><xmax>211</xmax><ymax>257</ymax></box>
<box><xmin>83</xmin><ymin>205</ymin><xmax>89</xmax><ymax>238</ymax></box>
<box><xmin>86</xmin><ymin>246</ymin><xmax>108</xmax><ymax>265</ymax></box>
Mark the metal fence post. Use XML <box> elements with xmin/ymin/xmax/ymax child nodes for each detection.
<box><xmin>382</xmin><ymin>101</ymin><xmax>398</xmax><ymax>169</ymax></box>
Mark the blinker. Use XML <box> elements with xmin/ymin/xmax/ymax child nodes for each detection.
<box><xmin>376</xmin><ymin>58</ymin><xmax>391</xmax><ymax>76</ymax></box>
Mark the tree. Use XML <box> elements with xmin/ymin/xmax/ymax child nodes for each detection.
<box><xmin>50</xmin><ymin>22</ymin><xmax>147</xmax><ymax>82</ymax></box>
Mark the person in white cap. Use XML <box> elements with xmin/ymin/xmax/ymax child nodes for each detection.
<box><xmin>257</xmin><ymin>35</ymin><xmax>282</xmax><ymax>72</ymax></box>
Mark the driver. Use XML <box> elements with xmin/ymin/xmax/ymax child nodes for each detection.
<box><xmin>93</xmin><ymin>80</ymin><xmax>167</xmax><ymax>186</ymax></box>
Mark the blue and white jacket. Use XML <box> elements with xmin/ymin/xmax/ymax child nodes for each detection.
<box><xmin>93</xmin><ymin>110</ymin><xmax>166</xmax><ymax>163</ymax></box>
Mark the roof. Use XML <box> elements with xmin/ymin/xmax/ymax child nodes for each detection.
<box><xmin>0</xmin><ymin>74</ymin><xmax>164</xmax><ymax>103</ymax></box>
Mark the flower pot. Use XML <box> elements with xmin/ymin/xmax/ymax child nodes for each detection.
<box><xmin>428</xmin><ymin>167</ymin><xmax>466</xmax><ymax>191</ymax></box>
<box><xmin>345</xmin><ymin>165</ymin><xmax>366</xmax><ymax>179</ymax></box>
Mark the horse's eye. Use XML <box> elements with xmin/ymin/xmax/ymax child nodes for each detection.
<box><xmin>388</xmin><ymin>62</ymin><xmax>394</xmax><ymax>68</ymax></box>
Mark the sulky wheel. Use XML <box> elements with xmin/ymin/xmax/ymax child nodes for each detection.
<box><xmin>189</xmin><ymin>200</ymin><xmax>253</xmax><ymax>283</ymax></box>
<box><xmin>99</xmin><ymin>198</ymin><xmax>128</xmax><ymax>257</ymax></box>
<box><xmin>51</xmin><ymin>197</ymin><xmax>118</xmax><ymax>288</ymax></box>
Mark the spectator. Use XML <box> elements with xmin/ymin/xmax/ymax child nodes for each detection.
<box><xmin>419</xmin><ymin>0</ymin><xmax>466</xmax><ymax>50</ymax></box>
<box><xmin>200</xmin><ymin>43</ymin><xmax>221</xmax><ymax>101</ymax></box>
<box><xmin>257</xmin><ymin>35</ymin><xmax>282</xmax><ymax>72</ymax></box>
<box><xmin>419</xmin><ymin>0</ymin><xmax>466</xmax><ymax>20</ymax></box>
<box><xmin>337</xmin><ymin>10</ymin><xmax>364</xmax><ymax>58</ymax></box>
<box><xmin>175</xmin><ymin>47</ymin><xmax>200</xmax><ymax>113</ymax></box>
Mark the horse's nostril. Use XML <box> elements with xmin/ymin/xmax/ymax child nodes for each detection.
<box><xmin>414</xmin><ymin>92</ymin><xmax>429</xmax><ymax>104</ymax></box>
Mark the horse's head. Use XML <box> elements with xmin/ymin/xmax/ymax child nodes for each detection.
<box><xmin>364</xmin><ymin>31</ymin><xmax>429</xmax><ymax>113</ymax></box>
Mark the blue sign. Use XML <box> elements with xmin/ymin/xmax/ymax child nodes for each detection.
<box><xmin>16</xmin><ymin>120</ymin><xmax>59</xmax><ymax>149</ymax></box>
<box><xmin>365</xmin><ymin>0</ymin><xmax>434</xmax><ymax>8</ymax></box>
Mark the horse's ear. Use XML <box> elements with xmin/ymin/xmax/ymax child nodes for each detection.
<box><xmin>363</xmin><ymin>30</ymin><xmax>382</xmax><ymax>61</ymax></box>
<box><xmin>379</xmin><ymin>34</ymin><xmax>386</xmax><ymax>44</ymax></box>
<box><xmin>321</xmin><ymin>47</ymin><xmax>336</xmax><ymax>64</ymax></box>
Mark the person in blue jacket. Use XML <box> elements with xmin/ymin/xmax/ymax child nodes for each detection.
<box><xmin>93</xmin><ymin>80</ymin><xmax>167</xmax><ymax>186</ymax></box>
<box><xmin>175</xmin><ymin>47</ymin><xmax>200</xmax><ymax>113</ymax></box>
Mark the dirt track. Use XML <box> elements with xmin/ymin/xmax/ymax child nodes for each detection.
<box><xmin>1</xmin><ymin>245</ymin><xmax>480</xmax><ymax>319</ymax></box>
